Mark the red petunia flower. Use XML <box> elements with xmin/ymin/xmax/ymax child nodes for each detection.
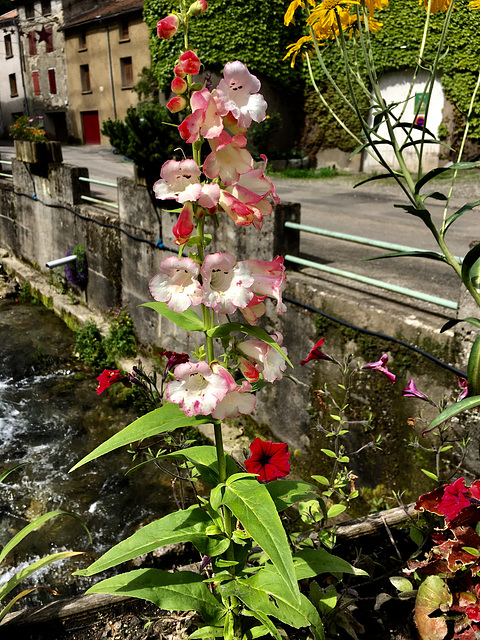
<box><xmin>245</xmin><ymin>437</ymin><xmax>290</xmax><ymax>482</ymax></box>
<box><xmin>300</xmin><ymin>338</ymin><xmax>335</xmax><ymax>366</ymax></box>
<box><xmin>159</xmin><ymin>350</ymin><xmax>189</xmax><ymax>374</ymax></box>
<box><xmin>96</xmin><ymin>369</ymin><xmax>124</xmax><ymax>395</ymax></box>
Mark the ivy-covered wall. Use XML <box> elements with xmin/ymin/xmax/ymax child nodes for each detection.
<box><xmin>301</xmin><ymin>1</ymin><xmax>480</xmax><ymax>157</ymax></box>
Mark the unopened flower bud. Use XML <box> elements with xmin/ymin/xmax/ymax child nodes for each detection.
<box><xmin>166</xmin><ymin>95</ymin><xmax>187</xmax><ymax>113</ymax></box>
<box><xmin>174</xmin><ymin>64</ymin><xmax>186</xmax><ymax>78</ymax></box>
<box><xmin>178</xmin><ymin>50</ymin><xmax>201</xmax><ymax>75</ymax></box>
<box><xmin>157</xmin><ymin>14</ymin><xmax>178</xmax><ymax>39</ymax></box>
<box><xmin>171</xmin><ymin>76</ymin><xmax>188</xmax><ymax>94</ymax></box>
<box><xmin>187</xmin><ymin>0</ymin><xmax>208</xmax><ymax>17</ymax></box>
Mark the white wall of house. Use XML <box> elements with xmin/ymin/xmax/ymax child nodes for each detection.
<box><xmin>0</xmin><ymin>14</ymin><xmax>27</xmax><ymax>135</ymax></box>
<box><xmin>362</xmin><ymin>70</ymin><xmax>445</xmax><ymax>174</ymax></box>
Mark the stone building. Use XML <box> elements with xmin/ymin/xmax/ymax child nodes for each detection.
<box><xmin>15</xmin><ymin>0</ymin><xmax>71</xmax><ymax>141</ymax></box>
<box><xmin>62</xmin><ymin>0</ymin><xmax>150</xmax><ymax>145</ymax></box>
<box><xmin>0</xmin><ymin>9</ymin><xmax>27</xmax><ymax>136</ymax></box>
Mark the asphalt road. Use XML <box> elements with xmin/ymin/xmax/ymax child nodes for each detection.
<box><xmin>1</xmin><ymin>142</ymin><xmax>478</xmax><ymax>318</ymax></box>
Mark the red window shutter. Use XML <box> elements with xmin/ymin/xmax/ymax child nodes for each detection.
<box><xmin>28</xmin><ymin>31</ymin><xmax>37</xmax><ymax>55</ymax></box>
<box><xmin>32</xmin><ymin>70</ymin><xmax>41</xmax><ymax>95</ymax></box>
<box><xmin>48</xmin><ymin>68</ymin><xmax>56</xmax><ymax>94</ymax></box>
<box><xmin>45</xmin><ymin>29</ymin><xmax>53</xmax><ymax>52</ymax></box>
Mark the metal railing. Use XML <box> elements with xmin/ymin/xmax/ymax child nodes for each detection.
<box><xmin>79</xmin><ymin>176</ymin><xmax>119</xmax><ymax>210</ymax></box>
<box><xmin>284</xmin><ymin>221</ymin><xmax>458</xmax><ymax>310</ymax></box>
<box><xmin>0</xmin><ymin>158</ymin><xmax>12</xmax><ymax>179</ymax></box>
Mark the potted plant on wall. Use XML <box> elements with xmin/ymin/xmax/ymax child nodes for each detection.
<box><xmin>10</xmin><ymin>115</ymin><xmax>63</xmax><ymax>164</ymax></box>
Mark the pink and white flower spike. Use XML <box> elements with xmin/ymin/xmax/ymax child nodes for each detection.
<box><xmin>149</xmin><ymin>256</ymin><xmax>202</xmax><ymax>313</ymax></box>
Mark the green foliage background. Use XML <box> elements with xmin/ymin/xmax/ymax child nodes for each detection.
<box><xmin>143</xmin><ymin>0</ymin><xmax>480</xmax><ymax>155</ymax></box>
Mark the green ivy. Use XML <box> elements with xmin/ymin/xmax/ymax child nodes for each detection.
<box><xmin>143</xmin><ymin>0</ymin><xmax>303</xmax><ymax>91</ymax></box>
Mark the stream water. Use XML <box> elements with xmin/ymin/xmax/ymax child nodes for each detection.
<box><xmin>0</xmin><ymin>299</ymin><xmax>181</xmax><ymax>604</ymax></box>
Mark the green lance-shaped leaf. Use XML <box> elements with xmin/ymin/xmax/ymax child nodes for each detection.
<box><xmin>75</xmin><ymin>505</ymin><xmax>230</xmax><ymax>577</ymax></box>
<box><xmin>364</xmin><ymin>250</ymin><xmax>447</xmax><ymax>262</ymax></box>
<box><xmin>219</xmin><ymin>476</ymin><xmax>300</xmax><ymax>603</ymax></box>
<box><xmin>440</xmin><ymin>317</ymin><xmax>480</xmax><ymax>333</ymax></box>
<box><xmin>70</xmin><ymin>403</ymin><xmax>212</xmax><ymax>472</ymax></box>
<box><xmin>461</xmin><ymin>242</ymin><xmax>480</xmax><ymax>291</ymax></box>
<box><xmin>444</xmin><ymin>199</ymin><xmax>480</xmax><ymax>233</ymax></box>
<box><xmin>86</xmin><ymin>569</ymin><xmax>223</xmax><ymax>625</ymax></box>
<box><xmin>423</xmin><ymin>395</ymin><xmax>480</xmax><ymax>434</ymax></box>
<box><xmin>353</xmin><ymin>171</ymin><xmax>403</xmax><ymax>189</ymax></box>
<box><xmin>415</xmin><ymin>162</ymin><xmax>479</xmax><ymax>194</ymax></box>
<box><xmin>160</xmin><ymin>445</ymin><xmax>239</xmax><ymax>485</ymax></box>
<box><xmin>206</xmin><ymin>322</ymin><xmax>293</xmax><ymax>368</ymax></box>
<box><xmin>293</xmin><ymin>548</ymin><xmax>368</xmax><ymax>580</ymax></box>
<box><xmin>0</xmin><ymin>510</ymin><xmax>91</xmax><ymax>564</ymax></box>
<box><xmin>468</xmin><ymin>334</ymin><xmax>480</xmax><ymax>397</ymax></box>
<box><xmin>141</xmin><ymin>301</ymin><xmax>205</xmax><ymax>332</ymax></box>
<box><xmin>0</xmin><ymin>462</ymin><xmax>27</xmax><ymax>484</ymax></box>
<box><xmin>0</xmin><ymin>551</ymin><xmax>84</xmax><ymax>614</ymax></box>
<box><xmin>265</xmin><ymin>480</ymin><xmax>319</xmax><ymax>512</ymax></box>
<box><xmin>222</xmin><ymin>568</ymin><xmax>325</xmax><ymax>640</ymax></box>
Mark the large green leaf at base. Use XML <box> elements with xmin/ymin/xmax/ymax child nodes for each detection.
<box><xmin>86</xmin><ymin>568</ymin><xmax>223</xmax><ymax>624</ymax></box>
<box><xmin>293</xmin><ymin>548</ymin><xmax>368</xmax><ymax>579</ymax></box>
<box><xmin>220</xmin><ymin>476</ymin><xmax>300</xmax><ymax>603</ymax></box>
<box><xmin>265</xmin><ymin>480</ymin><xmax>318</xmax><ymax>512</ymax></box>
<box><xmin>141</xmin><ymin>301</ymin><xmax>205</xmax><ymax>332</ymax></box>
<box><xmin>75</xmin><ymin>505</ymin><xmax>229</xmax><ymax>577</ymax></box>
<box><xmin>222</xmin><ymin>568</ymin><xmax>325</xmax><ymax>640</ymax></box>
<box><xmin>70</xmin><ymin>403</ymin><xmax>212</xmax><ymax>472</ymax></box>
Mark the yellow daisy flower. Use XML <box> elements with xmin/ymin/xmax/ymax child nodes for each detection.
<box><xmin>420</xmin><ymin>0</ymin><xmax>453</xmax><ymax>14</ymax></box>
<box><xmin>284</xmin><ymin>0</ymin><xmax>315</xmax><ymax>26</ymax></box>
<box><xmin>468</xmin><ymin>0</ymin><xmax>480</xmax><ymax>8</ymax></box>
<box><xmin>308</xmin><ymin>0</ymin><xmax>361</xmax><ymax>31</ymax></box>
<box><xmin>283</xmin><ymin>35</ymin><xmax>316</xmax><ymax>67</ymax></box>
<box><xmin>362</xmin><ymin>0</ymin><xmax>388</xmax><ymax>13</ymax></box>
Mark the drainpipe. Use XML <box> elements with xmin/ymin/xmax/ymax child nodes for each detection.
<box><xmin>98</xmin><ymin>18</ymin><xmax>117</xmax><ymax>120</ymax></box>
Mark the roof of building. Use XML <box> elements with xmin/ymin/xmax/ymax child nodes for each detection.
<box><xmin>0</xmin><ymin>8</ymin><xmax>18</xmax><ymax>24</ymax></box>
<box><xmin>62</xmin><ymin>0</ymin><xmax>144</xmax><ymax>30</ymax></box>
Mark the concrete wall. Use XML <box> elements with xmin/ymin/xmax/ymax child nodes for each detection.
<box><xmin>0</xmin><ymin>156</ymin><xmax>465</xmax><ymax>460</ymax></box>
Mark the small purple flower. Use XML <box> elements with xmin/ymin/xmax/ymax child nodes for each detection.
<box><xmin>362</xmin><ymin>354</ymin><xmax>396</xmax><ymax>384</ymax></box>
<box><xmin>402</xmin><ymin>379</ymin><xmax>430</xmax><ymax>401</ymax></box>
<box><xmin>458</xmin><ymin>377</ymin><xmax>469</xmax><ymax>401</ymax></box>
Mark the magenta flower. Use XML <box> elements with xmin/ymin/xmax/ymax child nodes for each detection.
<box><xmin>96</xmin><ymin>369</ymin><xmax>124</xmax><ymax>395</ymax></box>
<box><xmin>402</xmin><ymin>379</ymin><xmax>430</xmax><ymax>401</ymax></box>
<box><xmin>178</xmin><ymin>88</ymin><xmax>223</xmax><ymax>143</ymax></box>
<box><xmin>159</xmin><ymin>350</ymin><xmax>189</xmax><ymax>374</ymax></box>
<box><xmin>149</xmin><ymin>256</ymin><xmax>202</xmax><ymax>312</ymax></box>
<box><xmin>300</xmin><ymin>338</ymin><xmax>334</xmax><ymax>366</ymax></box>
<box><xmin>165</xmin><ymin>361</ymin><xmax>230</xmax><ymax>416</ymax></box>
<box><xmin>224</xmin><ymin>184</ymin><xmax>272</xmax><ymax>230</ymax></box>
<box><xmin>200</xmin><ymin>252</ymin><xmax>254</xmax><ymax>314</ymax></box>
<box><xmin>458</xmin><ymin>377</ymin><xmax>469</xmax><ymax>401</ymax></box>
<box><xmin>218</xmin><ymin>189</ymin><xmax>256</xmax><ymax>227</ymax></box>
<box><xmin>215</xmin><ymin>61</ymin><xmax>267</xmax><ymax>128</ymax></box>
<box><xmin>203</xmin><ymin>131</ymin><xmax>253</xmax><ymax>186</ymax></box>
<box><xmin>172</xmin><ymin>202</ymin><xmax>195</xmax><ymax>245</ymax></box>
<box><xmin>157</xmin><ymin>15</ymin><xmax>179</xmax><ymax>39</ymax></box>
<box><xmin>210</xmin><ymin>364</ymin><xmax>256</xmax><ymax>420</ymax></box>
<box><xmin>245</xmin><ymin>438</ymin><xmax>290</xmax><ymax>483</ymax></box>
<box><xmin>362</xmin><ymin>354</ymin><xmax>396</xmax><ymax>383</ymax></box>
<box><xmin>178</xmin><ymin>50</ymin><xmax>201</xmax><ymax>75</ymax></box>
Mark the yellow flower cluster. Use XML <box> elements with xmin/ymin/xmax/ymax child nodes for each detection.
<box><xmin>420</xmin><ymin>0</ymin><xmax>480</xmax><ymax>12</ymax></box>
<box><xmin>284</xmin><ymin>0</ymin><xmax>388</xmax><ymax>67</ymax></box>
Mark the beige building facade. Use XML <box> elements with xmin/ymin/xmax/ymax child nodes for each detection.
<box><xmin>63</xmin><ymin>0</ymin><xmax>151</xmax><ymax>145</ymax></box>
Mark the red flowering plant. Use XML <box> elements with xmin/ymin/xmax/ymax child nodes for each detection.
<box><xmin>68</xmin><ymin>3</ymin><xmax>365</xmax><ymax>639</ymax></box>
<box><xmin>403</xmin><ymin>478</ymin><xmax>480</xmax><ymax>640</ymax></box>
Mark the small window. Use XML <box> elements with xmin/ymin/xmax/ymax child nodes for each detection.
<box><xmin>45</xmin><ymin>28</ymin><xmax>53</xmax><ymax>52</ymax></box>
<box><xmin>28</xmin><ymin>31</ymin><xmax>37</xmax><ymax>55</ymax></box>
<box><xmin>32</xmin><ymin>70</ymin><xmax>41</xmax><ymax>95</ymax></box>
<box><xmin>5</xmin><ymin>34</ymin><xmax>13</xmax><ymax>59</ymax></box>
<box><xmin>48</xmin><ymin>68</ymin><xmax>57</xmax><ymax>94</ymax></box>
<box><xmin>25</xmin><ymin>4</ymin><xmax>35</xmax><ymax>19</ymax></box>
<box><xmin>78</xmin><ymin>30</ymin><xmax>87</xmax><ymax>51</ymax></box>
<box><xmin>119</xmin><ymin>19</ymin><xmax>129</xmax><ymax>41</ymax></box>
<box><xmin>9</xmin><ymin>73</ymin><xmax>18</xmax><ymax>97</ymax></box>
<box><xmin>80</xmin><ymin>64</ymin><xmax>91</xmax><ymax>93</ymax></box>
<box><xmin>120</xmin><ymin>56</ymin><xmax>133</xmax><ymax>88</ymax></box>
<box><xmin>41</xmin><ymin>0</ymin><xmax>51</xmax><ymax>15</ymax></box>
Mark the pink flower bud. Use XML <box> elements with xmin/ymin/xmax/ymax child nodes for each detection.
<box><xmin>178</xmin><ymin>50</ymin><xmax>201</xmax><ymax>75</ymax></box>
<box><xmin>166</xmin><ymin>95</ymin><xmax>187</xmax><ymax>113</ymax></box>
<box><xmin>171</xmin><ymin>76</ymin><xmax>188</xmax><ymax>94</ymax></box>
<box><xmin>174</xmin><ymin>64</ymin><xmax>186</xmax><ymax>78</ymax></box>
<box><xmin>157</xmin><ymin>14</ymin><xmax>178</xmax><ymax>39</ymax></box>
<box><xmin>187</xmin><ymin>0</ymin><xmax>208</xmax><ymax>16</ymax></box>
